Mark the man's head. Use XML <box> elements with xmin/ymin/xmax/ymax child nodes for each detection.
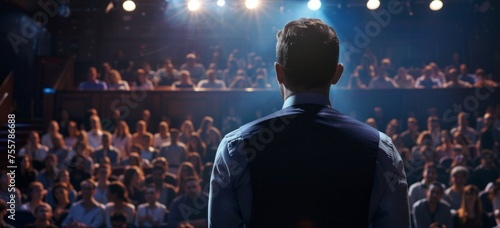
<box><xmin>170</xmin><ymin>128</ymin><xmax>180</xmax><ymax>143</ymax></box>
<box><xmin>407</xmin><ymin>117</ymin><xmax>418</xmax><ymax>132</ymax></box>
<box><xmin>450</xmin><ymin>166</ymin><xmax>468</xmax><ymax>187</ymax></box>
<box><xmin>275</xmin><ymin>18</ymin><xmax>343</xmax><ymax>96</ymax></box>
<box><xmin>206</xmin><ymin>69</ymin><xmax>216</xmax><ymax>82</ymax></box>
<box><xmin>180</xmin><ymin>70</ymin><xmax>191</xmax><ymax>84</ymax></box>
<box><xmin>481</xmin><ymin>150</ymin><xmax>495</xmax><ymax>168</ymax></box>
<box><xmin>152</xmin><ymin>166</ymin><xmax>166</xmax><ymax>183</ymax></box>
<box><xmin>460</xmin><ymin>64</ymin><xmax>467</xmax><ymax>75</ymax></box>
<box><xmin>184</xmin><ymin>176</ymin><xmax>201</xmax><ymax>199</ymax></box>
<box><xmin>80</xmin><ymin>178</ymin><xmax>97</xmax><ymax>201</ymax></box>
<box><xmin>102</xmin><ymin>132</ymin><xmax>112</xmax><ymax>148</ymax></box>
<box><xmin>34</xmin><ymin>204</ymin><xmax>52</xmax><ymax>221</ymax></box>
<box><xmin>145</xmin><ymin>184</ymin><xmax>159</xmax><ymax>204</ymax></box>
<box><xmin>426</xmin><ymin>182</ymin><xmax>444</xmax><ymax>204</ymax></box>
<box><xmin>423</xmin><ymin>163</ymin><xmax>438</xmax><ymax>183</ymax></box>
<box><xmin>448</xmin><ymin>68</ymin><xmax>459</xmax><ymax>81</ymax></box>
<box><xmin>88</xmin><ymin>67</ymin><xmax>98</xmax><ymax>81</ymax></box>
<box><xmin>457</xmin><ymin>112</ymin><xmax>469</xmax><ymax>127</ymax></box>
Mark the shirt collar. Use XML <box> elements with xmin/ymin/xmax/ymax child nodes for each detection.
<box><xmin>282</xmin><ymin>92</ymin><xmax>331</xmax><ymax>109</ymax></box>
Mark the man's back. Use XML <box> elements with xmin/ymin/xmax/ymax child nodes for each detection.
<box><xmin>210</xmin><ymin>99</ymin><xmax>408</xmax><ymax>227</ymax></box>
<box><xmin>246</xmin><ymin>104</ymin><xmax>378</xmax><ymax>227</ymax></box>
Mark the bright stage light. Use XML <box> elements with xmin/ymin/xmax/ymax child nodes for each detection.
<box><xmin>366</xmin><ymin>0</ymin><xmax>380</xmax><ymax>10</ymax></box>
<box><xmin>122</xmin><ymin>0</ymin><xmax>136</xmax><ymax>12</ymax></box>
<box><xmin>429</xmin><ymin>0</ymin><xmax>443</xmax><ymax>11</ymax></box>
<box><xmin>308</xmin><ymin>0</ymin><xmax>321</xmax><ymax>11</ymax></box>
<box><xmin>245</xmin><ymin>0</ymin><xmax>259</xmax><ymax>9</ymax></box>
<box><xmin>217</xmin><ymin>0</ymin><xmax>225</xmax><ymax>7</ymax></box>
<box><xmin>188</xmin><ymin>0</ymin><xmax>201</xmax><ymax>11</ymax></box>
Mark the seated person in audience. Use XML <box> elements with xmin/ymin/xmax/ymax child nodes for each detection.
<box><xmin>121</xmin><ymin>149</ymin><xmax>151</xmax><ymax>169</ymax></box>
<box><xmin>93</xmin><ymin>132</ymin><xmax>120</xmax><ymax>165</ymax></box>
<box><xmin>24</xmin><ymin>204</ymin><xmax>58</xmax><ymax>228</ymax></box>
<box><xmin>95</xmin><ymin>164</ymin><xmax>112</xmax><ymax>205</ymax></box>
<box><xmin>198</xmin><ymin>69</ymin><xmax>226</xmax><ymax>89</ymax></box>
<box><xmin>445</xmin><ymin>166</ymin><xmax>469</xmax><ymax>210</ymax></box>
<box><xmin>0</xmin><ymin>200</ymin><xmax>15</xmax><ymax>228</ymax></box>
<box><xmin>451</xmin><ymin>112</ymin><xmax>478</xmax><ymax>144</ymax></box>
<box><xmin>453</xmin><ymin>185</ymin><xmax>495</xmax><ymax>228</ymax></box>
<box><xmin>46</xmin><ymin>170</ymin><xmax>77</xmax><ymax>208</ymax></box>
<box><xmin>107</xmin><ymin>69</ymin><xmax>130</xmax><ymax>91</ymax></box>
<box><xmin>471</xmin><ymin>150</ymin><xmax>499</xmax><ymax>191</ymax></box>
<box><xmin>67</xmin><ymin>137</ymin><xmax>95</xmax><ymax>174</ymax></box>
<box><xmin>179</xmin><ymin>120</ymin><xmax>195</xmax><ymax>145</ymax></box>
<box><xmin>172</xmin><ymin>70</ymin><xmax>196</xmax><ymax>89</ymax></box>
<box><xmin>123</xmin><ymin>166</ymin><xmax>145</xmax><ymax>206</ymax></box>
<box><xmin>413</xmin><ymin>182</ymin><xmax>452</xmax><ymax>228</ymax></box>
<box><xmin>180</xmin><ymin>53</ymin><xmax>206</xmax><ymax>83</ymax></box>
<box><xmin>142</xmin><ymin>62</ymin><xmax>156</xmax><ymax>83</ymax></box>
<box><xmin>0</xmin><ymin>171</ymin><xmax>21</xmax><ymax>208</ymax></box>
<box><xmin>19</xmin><ymin>131</ymin><xmax>49</xmax><ymax>163</ymax></box>
<box><xmin>21</xmin><ymin>182</ymin><xmax>52</xmax><ymax>215</ymax></box>
<box><xmin>113</xmin><ymin>120</ymin><xmax>133</xmax><ymax>160</ymax></box>
<box><xmin>147</xmin><ymin>157</ymin><xmax>177</xmax><ymax>187</ymax></box>
<box><xmin>444</xmin><ymin>68</ymin><xmax>472</xmax><ymax>88</ymax></box>
<box><xmin>50</xmin><ymin>134</ymin><xmax>69</xmax><ymax>166</ymax></box>
<box><xmin>50</xmin><ymin>182</ymin><xmax>72</xmax><ymax>227</ymax></box>
<box><xmin>68</xmin><ymin>149</ymin><xmax>92</xmax><ymax>192</ymax></box>
<box><xmin>429</xmin><ymin>62</ymin><xmax>447</xmax><ymax>85</ymax></box>
<box><xmin>64</xmin><ymin>121</ymin><xmax>79</xmax><ymax>148</ymax></box>
<box><xmin>458</xmin><ymin>64</ymin><xmax>477</xmax><ymax>85</ymax></box>
<box><xmin>138</xmin><ymin>133</ymin><xmax>158</xmax><ymax>163</ymax></box>
<box><xmin>136</xmin><ymin>184</ymin><xmax>168</xmax><ymax>227</ymax></box>
<box><xmin>409</xmin><ymin>163</ymin><xmax>439</xmax><ymax>208</ymax></box>
<box><xmin>19</xmin><ymin>155</ymin><xmax>38</xmax><ymax>193</ymax></box>
<box><xmin>132</xmin><ymin>68</ymin><xmax>154</xmax><ymax>90</ymax></box>
<box><xmin>367</xmin><ymin>68</ymin><xmax>398</xmax><ymax>89</ymax></box>
<box><xmin>110</xmin><ymin>212</ymin><xmax>134</xmax><ymax>228</ymax></box>
<box><xmin>422</xmin><ymin>116</ymin><xmax>442</xmax><ymax>147</ymax></box>
<box><xmin>37</xmin><ymin>154</ymin><xmax>59</xmax><ymax>189</ymax></box>
<box><xmin>394</xmin><ymin>67</ymin><xmax>415</xmax><ymax>89</ymax></box>
<box><xmin>156</xmin><ymin>60</ymin><xmax>180</xmax><ymax>86</ymax></box>
<box><xmin>399</xmin><ymin>117</ymin><xmax>420</xmax><ymax>149</ymax></box>
<box><xmin>41</xmin><ymin>121</ymin><xmax>63</xmax><ymax>149</ymax></box>
<box><xmin>105</xmin><ymin>182</ymin><xmax>136</xmax><ymax>228</ymax></box>
<box><xmin>148</xmin><ymin>166</ymin><xmax>176</xmax><ymax>209</ymax></box>
<box><xmin>168</xmin><ymin>176</ymin><xmax>208</xmax><ymax>227</ymax></box>
<box><xmin>159</xmin><ymin>129</ymin><xmax>187</xmax><ymax>175</ymax></box>
<box><xmin>78</xmin><ymin>67</ymin><xmax>107</xmax><ymax>90</ymax></box>
<box><xmin>62</xmin><ymin>179</ymin><xmax>106</xmax><ymax>228</ymax></box>
<box><xmin>132</xmin><ymin>120</ymin><xmax>154</xmax><ymax>147</ymax></box>
<box><xmin>415</xmin><ymin>65</ymin><xmax>442</xmax><ymax>89</ymax></box>
<box><xmin>435</xmin><ymin>130</ymin><xmax>454</xmax><ymax>160</ymax></box>
<box><xmin>474</xmin><ymin>68</ymin><xmax>499</xmax><ymax>88</ymax></box>
<box><xmin>176</xmin><ymin>162</ymin><xmax>199</xmax><ymax>196</ymax></box>
<box><xmin>153</xmin><ymin>121</ymin><xmax>171</xmax><ymax>149</ymax></box>
<box><xmin>87</xmin><ymin>114</ymin><xmax>105</xmax><ymax>150</ymax></box>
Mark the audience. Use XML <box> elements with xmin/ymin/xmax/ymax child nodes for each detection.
<box><xmin>180</xmin><ymin>53</ymin><xmax>206</xmax><ymax>83</ymax></box>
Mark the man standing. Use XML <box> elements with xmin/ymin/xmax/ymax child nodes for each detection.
<box><xmin>209</xmin><ymin>18</ymin><xmax>409</xmax><ymax>227</ymax></box>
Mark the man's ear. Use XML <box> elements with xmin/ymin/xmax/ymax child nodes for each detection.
<box><xmin>275</xmin><ymin>62</ymin><xmax>286</xmax><ymax>84</ymax></box>
<box><xmin>331</xmin><ymin>63</ymin><xmax>344</xmax><ymax>85</ymax></box>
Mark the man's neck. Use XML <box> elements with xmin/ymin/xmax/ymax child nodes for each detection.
<box><xmin>281</xmin><ymin>88</ymin><xmax>330</xmax><ymax>102</ymax></box>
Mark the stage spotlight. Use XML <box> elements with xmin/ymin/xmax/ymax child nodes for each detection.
<box><xmin>217</xmin><ymin>0</ymin><xmax>225</xmax><ymax>7</ymax></box>
<box><xmin>429</xmin><ymin>0</ymin><xmax>443</xmax><ymax>11</ymax></box>
<box><xmin>245</xmin><ymin>0</ymin><xmax>259</xmax><ymax>9</ymax></box>
<box><xmin>366</xmin><ymin>0</ymin><xmax>380</xmax><ymax>10</ymax></box>
<box><xmin>187</xmin><ymin>0</ymin><xmax>201</xmax><ymax>11</ymax></box>
<box><xmin>308</xmin><ymin>0</ymin><xmax>321</xmax><ymax>11</ymax></box>
<box><xmin>122</xmin><ymin>0</ymin><xmax>136</xmax><ymax>12</ymax></box>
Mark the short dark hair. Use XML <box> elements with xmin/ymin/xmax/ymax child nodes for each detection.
<box><xmin>276</xmin><ymin>18</ymin><xmax>340</xmax><ymax>90</ymax></box>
